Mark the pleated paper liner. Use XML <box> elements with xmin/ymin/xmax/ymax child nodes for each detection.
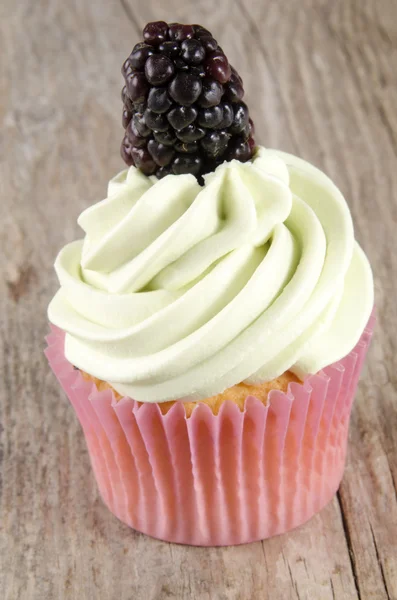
<box><xmin>45</xmin><ymin>313</ymin><xmax>375</xmax><ymax>546</ymax></box>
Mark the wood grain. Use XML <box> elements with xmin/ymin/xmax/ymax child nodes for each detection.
<box><xmin>1</xmin><ymin>0</ymin><xmax>396</xmax><ymax>598</ymax></box>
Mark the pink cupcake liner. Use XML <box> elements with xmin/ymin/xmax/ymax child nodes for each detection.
<box><xmin>45</xmin><ymin>313</ymin><xmax>375</xmax><ymax>546</ymax></box>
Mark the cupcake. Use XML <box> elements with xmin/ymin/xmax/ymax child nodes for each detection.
<box><xmin>46</xmin><ymin>21</ymin><xmax>374</xmax><ymax>546</ymax></box>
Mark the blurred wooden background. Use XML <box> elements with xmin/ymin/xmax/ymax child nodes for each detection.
<box><xmin>1</xmin><ymin>0</ymin><xmax>396</xmax><ymax>598</ymax></box>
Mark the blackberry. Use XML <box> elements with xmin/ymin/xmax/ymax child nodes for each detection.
<box><xmin>131</xmin><ymin>147</ymin><xmax>157</xmax><ymax>174</ymax></box>
<box><xmin>225</xmin><ymin>136</ymin><xmax>252</xmax><ymax>162</ymax></box>
<box><xmin>121</xmin><ymin>22</ymin><xmax>255</xmax><ymax>179</ymax></box>
<box><xmin>174</xmin><ymin>58</ymin><xmax>190</xmax><ymax>71</ymax></box>
<box><xmin>122</xmin><ymin>108</ymin><xmax>132</xmax><ymax>129</ymax></box>
<box><xmin>176</xmin><ymin>125</ymin><xmax>205</xmax><ymax>142</ymax></box>
<box><xmin>225</xmin><ymin>73</ymin><xmax>244</xmax><ymax>103</ymax></box>
<box><xmin>122</xmin><ymin>57</ymin><xmax>134</xmax><ymax>79</ymax></box>
<box><xmin>172</xmin><ymin>154</ymin><xmax>202</xmax><ymax>176</ymax></box>
<box><xmin>144</xmin><ymin>109</ymin><xmax>169</xmax><ymax>132</ymax></box>
<box><xmin>126</xmin><ymin>121</ymin><xmax>147</xmax><ymax>148</ymax></box>
<box><xmin>125</xmin><ymin>72</ymin><xmax>149</xmax><ymax>103</ymax></box>
<box><xmin>121</xmin><ymin>85</ymin><xmax>133</xmax><ymax>111</ymax></box>
<box><xmin>204</xmin><ymin>50</ymin><xmax>231</xmax><ymax>83</ymax></box>
<box><xmin>218</xmin><ymin>102</ymin><xmax>233</xmax><ymax>129</ymax></box>
<box><xmin>193</xmin><ymin>25</ymin><xmax>212</xmax><ymax>36</ymax></box>
<box><xmin>198</xmin><ymin>78</ymin><xmax>223</xmax><ymax>108</ymax></box>
<box><xmin>167</xmin><ymin>106</ymin><xmax>197</xmax><ymax>130</ymax></box>
<box><xmin>168</xmin><ymin>24</ymin><xmax>195</xmax><ymax>42</ymax></box>
<box><xmin>159</xmin><ymin>41</ymin><xmax>180</xmax><ymax>58</ymax></box>
<box><xmin>147</xmin><ymin>87</ymin><xmax>172</xmax><ymax>113</ymax></box>
<box><xmin>129</xmin><ymin>43</ymin><xmax>154</xmax><ymax>70</ymax></box>
<box><xmin>154</xmin><ymin>129</ymin><xmax>177</xmax><ymax>146</ymax></box>
<box><xmin>197</xmin><ymin>35</ymin><xmax>218</xmax><ymax>53</ymax></box>
<box><xmin>175</xmin><ymin>141</ymin><xmax>199</xmax><ymax>154</ymax></box>
<box><xmin>148</xmin><ymin>140</ymin><xmax>175</xmax><ymax>166</ymax></box>
<box><xmin>190</xmin><ymin>65</ymin><xmax>206</xmax><ymax>78</ymax></box>
<box><xmin>145</xmin><ymin>54</ymin><xmax>175</xmax><ymax>85</ymax></box>
<box><xmin>201</xmin><ymin>130</ymin><xmax>230</xmax><ymax>157</ymax></box>
<box><xmin>181</xmin><ymin>39</ymin><xmax>206</xmax><ymax>64</ymax></box>
<box><xmin>229</xmin><ymin>102</ymin><xmax>249</xmax><ymax>134</ymax></box>
<box><xmin>143</xmin><ymin>21</ymin><xmax>168</xmax><ymax>46</ymax></box>
<box><xmin>197</xmin><ymin>105</ymin><xmax>224</xmax><ymax>129</ymax></box>
<box><xmin>156</xmin><ymin>166</ymin><xmax>172</xmax><ymax>179</ymax></box>
<box><xmin>132</xmin><ymin>112</ymin><xmax>151</xmax><ymax>137</ymax></box>
<box><xmin>169</xmin><ymin>72</ymin><xmax>202</xmax><ymax>106</ymax></box>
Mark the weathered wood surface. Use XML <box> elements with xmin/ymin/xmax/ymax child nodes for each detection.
<box><xmin>1</xmin><ymin>0</ymin><xmax>396</xmax><ymax>598</ymax></box>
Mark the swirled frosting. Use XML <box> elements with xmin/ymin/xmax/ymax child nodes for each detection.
<box><xmin>48</xmin><ymin>147</ymin><xmax>373</xmax><ymax>402</ymax></box>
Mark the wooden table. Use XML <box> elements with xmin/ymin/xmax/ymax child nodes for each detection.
<box><xmin>1</xmin><ymin>0</ymin><xmax>396</xmax><ymax>598</ymax></box>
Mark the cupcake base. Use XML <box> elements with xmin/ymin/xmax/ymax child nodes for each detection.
<box><xmin>45</xmin><ymin>315</ymin><xmax>374</xmax><ymax>546</ymax></box>
<box><xmin>80</xmin><ymin>369</ymin><xmax>299</xmax><ymax>416</ymax></box>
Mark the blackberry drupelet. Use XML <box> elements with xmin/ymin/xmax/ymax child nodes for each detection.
<box><xmin>121</xmin><ymin>21</ymin><xmax>256</xmax><ymax>179</ymax></box>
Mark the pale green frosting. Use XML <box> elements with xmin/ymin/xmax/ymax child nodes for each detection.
<box><xmin>48</xmin><ymin>147</ymin><xmax>374</xmax><ymax>402</ymax></box>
